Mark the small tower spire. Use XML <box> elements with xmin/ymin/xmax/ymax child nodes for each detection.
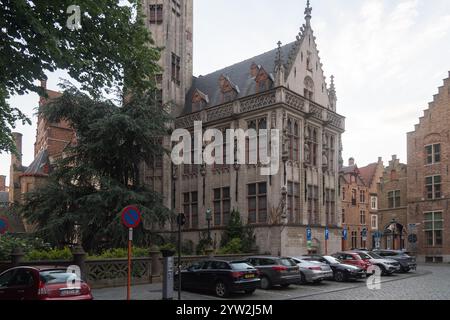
<box><xmin>329</xmin><ymin>75</ymin><xmax>337</xmax><ymax>111</ymax></box>
<box><xmin>305</xmin><ymin>0</ymin><xmax>312</xmax><ymax>27</ymax></box>
<box><xmin>275</xmin><ymin>41</ymin><xmax>283</xmax><ymax>67</ymax></box>
<box><xmin>275</xmin><ymin>41</ymin><xmax>285</xmax><ymax>87</ymax></box>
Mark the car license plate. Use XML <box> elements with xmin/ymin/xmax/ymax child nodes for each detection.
<box><xmin>60</xmin><ymin>289</ymin><xmax>80</xmax><ymax>296</ymax></box>
<box><xmin>244</xmin><ymin>274</ymin><xmax>255</xmax><ymax>279</ymax></box>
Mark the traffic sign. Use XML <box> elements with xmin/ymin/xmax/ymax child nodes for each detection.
<box><xmin>361</xmin><ymin>228</ymin><xmax>368</xmax><ymax>238</ymax></box>
<box><xmin>306</xmin><ymin>227</ymin><xmax>312</xmax><ymax>241</ymax></box>
<box><xmin>342</xmin><ymin>228</ymin><xmax>348</xmax><ymax>240</ymax></box>
<box><xmin>325</xmin><ymin>227</ymin><xmax>329</xmax><ymax>241</ymax></box>
<box><xmin>121</xmin><ymin>206</ymin><xmax>141</xmax><ymax>229</ymax></box>
<box><xmin>177</xmin><ymin>213</ymin><xmax>186</xmax><ymax>226</ymax></box>
<box><xmin>0</xmin><ymin>217</ymin><xmax>8</xmax><ymax>235</ymax></box>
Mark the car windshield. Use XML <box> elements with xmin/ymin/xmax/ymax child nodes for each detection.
<box><xmin>324</xmin><ymin>256</ymin><xmax>341</xmax><ymax>264</ymax></box>
<box><xmin>40</xmin><ymin>270</ymin><xmax>80</xmax><ymax>284</ymax></box>
<box><xmin>279</xmin><ymin>258</ymin><xmax>297</xmax><ymax>267</ymax></box>
<box><xmin>368</xmin><ymin>252</ymin><xmax>383</xmax><ymax>259</ymax></box>
<box><xmin>230</xmin><ymin>262</ymin><xmax>254</xmax><ymax>270</ymax></box>
<box><xmin>356</xmin><ymin>252</ymin><xmax>371</xmax><ymax>259</ymax></box>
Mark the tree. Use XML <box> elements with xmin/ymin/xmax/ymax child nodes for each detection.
<box><xmin>0</xmin><ymin>0</ymin><xmax>160</xmax><ymax>152</ymax></box>
<box><xmin>220</xmin><ymin>210</ymin><xmax>256</xmax><ymax>253</ymax></box>
<box><xmin>20</xmin><ymin>86</ymin><xmax>172</xmax><ymax>253</ymax></box>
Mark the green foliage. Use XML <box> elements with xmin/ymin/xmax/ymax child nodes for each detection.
<box><xmin>87</xmin><ymin>247</ymin><xmax>149</xmax><ymax>260</ymax></box>
<box><xmin>159</xmin><ymin>243</ymin><xmax>176</xmax><ymax>253</ymax></box>
<box><xmin>25</xmin><ymin>247</ymin><xmax>72</xmax><ymax>261</ymax></box>
<box><xmin>0</xmin><ymin>0</ymin><xmax>161</xmax><ymax>152</ymax></box>
<box><xmin>220</xmin><ymin>210</ymin><xmax>256</xmax><ymax>253</ymax></box>
<box><xmin>0</xmin><ymin>234</ymin><xmax>50</xmax><ymax>261</ymax></box>
<box><xmin>19</xmin><ymin>86</ymin><xmax>172</xmax><ymax>252</ymax></box>
<box><xmin>196</xmin><ymin>231</ymin><xmax>211</xmax><ymax>255</ymax></box>
<box><xmin>218</xmin><ymin>238</ymin><xmax>243</xmax><ymax>255</ymax></box>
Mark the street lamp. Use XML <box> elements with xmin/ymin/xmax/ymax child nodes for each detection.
<box><xmin>206</xmin><ymin>208</ymin><xmax>212</xmax><ymax>244</ymax></box>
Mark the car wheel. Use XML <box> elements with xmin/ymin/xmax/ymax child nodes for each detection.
<box><xmin>244</xmin><ymin>289</ymin><xmax>256</xmax><ymax>295</ymax></box>
<box><xmin>260</xmin><ymin>276</ymin><xmax>272</xmax><ymax>290</ymax></box>
<box><xmin>215</xmin><ymin>281</ymin><xmax>229</xmax><ymax>298</ymax></box>
<box><xmin>299</xmin><ymin>272</ymin><xmax>307</xmax><ymax>284</ymax></box>
<box><xmin>334</xmin><ymin>271</ymin><xmax>346</xmax><ymax>282</ymax></box>
<box><xmin>377</xmin><ymin>265</ymin><xmax>387</xmax><ymax>276</ymax></box>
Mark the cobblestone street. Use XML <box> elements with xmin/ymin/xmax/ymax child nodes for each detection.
<box><xmin>93</xmin><ymin>264</ymin><xmax>450</xmax><ymax>300</ymax></box>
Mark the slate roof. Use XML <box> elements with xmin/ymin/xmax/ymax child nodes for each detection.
<box><xmin>22</xmin><ymin>149</ymin><xmax>50</xmax><ymax>177</ymax></box>
<box><xmin>182</xmin><ymin>42</ymin><xmax>296</xmax><ymax>115</ymax></box>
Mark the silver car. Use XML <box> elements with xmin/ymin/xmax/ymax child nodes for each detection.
<box><xmin>354</xmin><ymin>250</ymin><xmax>401</xmax><ymax>275</ymax></box>
<box><xmin>290</xmin><ymin>257</ymin><xmax>334</xmax><ymax>284</ymax></box>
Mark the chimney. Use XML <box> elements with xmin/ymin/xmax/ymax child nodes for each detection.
<box><xmin>348</xmin><ymin>157</ymin><xmax>355</xmax><ymax>166</ymax></box>
<box><xmin>0</xmin><ymin>175</ymin><xmax>6</xmax><ymax>192</ymax></box>
<box><xmin>11</xmin><ymin>132</ymin><xmax>23</xmax><ymax>168</ymax></box>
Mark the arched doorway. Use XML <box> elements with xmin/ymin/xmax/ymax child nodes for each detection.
<box><xmin>382</xmin><ymin>221</ymin><xmax>407</xmax><ymax>250</ymax></box>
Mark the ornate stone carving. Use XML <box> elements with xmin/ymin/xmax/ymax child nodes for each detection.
<box><xmin>240</xmin><ymin>92</ymin><xmax>276</xmax><ymax>113</ymax></box>
<box><xmin>285</xmin><ymin>92</ymin><xmax>305</xmax><ymax>111</ymax></box>
<box><xmin>207</xmin><ymin>103</ymin><xmax>234</xmax><ymax>122</ymax></box>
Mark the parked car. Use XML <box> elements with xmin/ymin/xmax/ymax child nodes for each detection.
<box><xmin>245</xmin><ymin>256</ymin><xmax>301</xmax><ymax>290</ymax></box>
<box><xmin>174</xmin><ymin>260</ymin><xmax>260</xmax><ymax>298</ymax></box>
<box><xmin>332</xmin><ymin>252</ymin><xmax>373</xmax><ymax>271</ymax></box>
<box><xmin>290</xmin><ymin>257</ymin><xmax>334</xmax><ymax>284</ymax></box>
<box><xmin>353</xmin><ymin>250</ymin><xmax>401</xmax><ymax>275</ymax></box>
<box><xmin>0</xmin><ymin>266</ymin><xmax>93</xmax><ymax>300</ymax></box>
<box><xmin>372</xmin><ymin>250</ymin><xmax>417</xmax><ymax>273</ymax></box>
<box><xmin>301</xmin><ymin>255</ymin><xmax>366</xmax><ymax>282</ymax></box>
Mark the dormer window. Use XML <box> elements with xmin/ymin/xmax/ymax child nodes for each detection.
<box><xmin>255</xmin><ymin>67</ymin><xmax>273</xmax><ymax>93</ymax></box>
<box><xmin>191</xmin><ymin>89</ymin><xmax>209</xmax><ymax>112</ymax></box>
<box><xmin>219</xmin><ymin>75</ymin><xmax>239</xmax><ymax>103</ymax></box>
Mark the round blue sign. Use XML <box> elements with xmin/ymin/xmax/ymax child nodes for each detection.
<box><xmin>121</xmin><ymin>206</ymin><xmax>141</xmax><ymax>229</ymax></box>
<box><xmin>0</xmin><ymin>217</ymin><xmax>8</xmax><ymax>235</ymax></box>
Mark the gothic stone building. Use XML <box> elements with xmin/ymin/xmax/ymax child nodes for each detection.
<box><xmin>144</xmin><ymin>0</ymin><xmax>346</xmax><ymax>256</ymax></box>
<box><xmin>407</xmin><ymin>72</ymin><xmax>450</xmax><ymax>263</ymax></box>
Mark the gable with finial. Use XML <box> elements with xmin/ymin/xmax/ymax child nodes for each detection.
<box><xmin>283</xmin><ymin>0</ymin><xmax>336</xmax><ymax>111</ymax></box>
<box><xmin>219</xmin><ymin>75</ymin><xmax>239</xmax><ymax>103</ymax></box>
<box><xmin>191</xmin><ymin>88</ymin><xmax>209</xmax><ymax>112</ymax></box>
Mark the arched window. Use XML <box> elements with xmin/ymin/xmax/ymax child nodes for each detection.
<box><xmin>304</xmin><ymin>76</ymin><xmax>314</xmax><ymax>100</ymax></box>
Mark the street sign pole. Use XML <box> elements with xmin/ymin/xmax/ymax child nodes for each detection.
<box><xmin>127</xmin><ymin>227</ymin><xmax>132</xmax><ymax>301</ymax></box>
<box><xmin>120</xmin><ymin>205</ymin><xmax>141</xmax><ymax>301</ymax></box>
<box><xmin>178</xmin><ymin>217</ymin><xmax>181</xmax><ymax>301</ymax></box>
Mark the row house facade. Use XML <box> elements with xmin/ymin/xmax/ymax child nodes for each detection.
<box><xmin>377</xmin><ymin>155</ymin><xmax>408</xmax><ymax>251</ymax></box>
<box><xmin>339</xmin><ymin>158</ymin><xmax>383</xmax><ymax>250</ymax></box>
<box><xmin>144</xmin><ymin>0</ymin><xmax>346</xmax><ymax>255</ymax></box>
<box><xmin>407</xmin><ymin>72</ymin><xmax>450</xmax><ymax>263</ymax></box>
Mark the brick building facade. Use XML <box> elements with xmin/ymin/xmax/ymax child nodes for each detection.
<box><xmin>378</xmin><ymin>155</ymin><xmax>408</xmax><ymax>251</ymax></box>
<box><xmin>339</xmin><ymin>158</ymin><xmax>383</xmax><ymax>250</ymax></box>
<box><xmin>407</xmin><ymin>72</ymin><xmax>450</xmax><ymax>263</ymax></box>
<box><xmin>9</xmin><ymin>81</ymin><xmax>74</xmax><ymax>231</ymax></box>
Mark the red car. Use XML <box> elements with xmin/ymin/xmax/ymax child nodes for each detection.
<box><xmin>332</xmin><ymin>252</ymin><xmax>373</xmax><ymax>271</ymax></box>
<box><xmin>0</xmin><ymin>266</ymin><xmax>93</xmax><ymax>300</ymax></box>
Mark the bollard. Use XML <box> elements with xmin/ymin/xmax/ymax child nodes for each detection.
<box><xmin>150</xmin><ymin>245</ymin><xmax>161</xmax><ymax>283</ymax></box>
<box><xmin>161</xmin><ymin>249</ymin><xmax>175</xmax><ymax>300</ymax></box>
<box><xmin>10</xmin><ymin>247</ymin><xmax>24</xmax><ymax>267</ymax></box>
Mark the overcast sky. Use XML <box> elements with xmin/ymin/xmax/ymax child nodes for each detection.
<box><xmin>1</xmin><ymin>0</ymin><xmax>450</xmax><ymax>184</ymax></box>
